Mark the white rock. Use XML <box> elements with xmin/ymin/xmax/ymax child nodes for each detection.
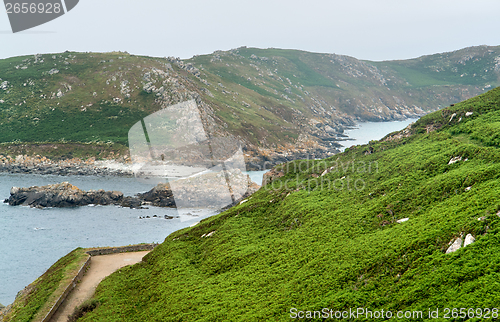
<box><xmin>463</xmin><ymin>234</ymin><xmax>475</xmax><ymax>247</ymax></box>
<box><xmin>239</xmin><ymin>199</ymin><xmax>248</xmax><ymax>205</ymax></box>
<box><xmin>465</xmin><ymin>112</ymin><xmax>473</xmax><ymax>117</ymax></box>
<box><xmin>448</xmin><ymin>156</ymin><xmax>462</xmax><ymax>165</ymax></box>
<box><xmin>446</xmin><ymin>238</ymin><xmax>462</xmax><ymax>254</ymax></box>
<box><xmin>465</xmin><ymin>186</ymin><xmax>472</xmax><ymax>191</ymax></box>
<box><xmin>201</xmin><ymin>231</ymin><xmax>216</xmax><ymax>238</ymax></box>
<box><xmin>10</xmin><ymin>187</ymin><xmax>19</xmax><ymax>195</ymax></box>
<box><xmin>449</xmin><ymin>113</ymin><xmax>457</xmax><ymax>122</ymax></box>
<box><xmin>321</xmin><ymin>166</ymin><xmax>335</xmax><ymax>177</ymax></box>
<box><xmin>396</xmin><ymin>218</ymin><xmax>409</xmax><ymax>223</ymax></box>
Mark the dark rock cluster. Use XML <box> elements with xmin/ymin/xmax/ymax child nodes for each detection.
<box><xmin>4</xmin><ymin>171</ymin><xmax>261</xmax><ymax>210</ymax></box>
<box><xmin>4</xmin><ymin>183</ymin><xmax>131</xmax><ymax>208</ymax></box>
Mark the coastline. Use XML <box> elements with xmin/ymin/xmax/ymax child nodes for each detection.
<box><xmin>0</xmin><ymin>156</ymin><xmax>134</xmax><ymax>177</ymax></box>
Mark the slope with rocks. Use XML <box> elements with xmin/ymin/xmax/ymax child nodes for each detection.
<box><xmin>65</xmin><ymin>88</ymin><xmax>500</xmax><ymax>321</ymax></box>
<box><xmin>0</xmin><ymin>46</ymin><xmax>499</xmax><ymax>169</ymax></box>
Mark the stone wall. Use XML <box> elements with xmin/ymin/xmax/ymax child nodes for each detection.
<box><xmin>40</xmin><ymin>255</ymin><xmax>91</xmax><ymax>322</ymax></box>
<box><xmin>85</xmin><ymin>244</ymin><xmax>158</xmax><ymax>256</ymax></box>
<box><xmin>36</xmin><ymin>244</ymin><xmax>157</xmax><ymax>321</ymax></box>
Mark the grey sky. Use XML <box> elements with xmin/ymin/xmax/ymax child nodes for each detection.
<box><xmin>1</xmin><ymin>0</ymin><xmax>499</xmax><ymax>61</ymax></box>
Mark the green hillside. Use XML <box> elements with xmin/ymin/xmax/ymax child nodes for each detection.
<box><xmin>0</xmin><ymin>46</ymin><xmax>499</xmax><ymax>163</ymax></box>
<box><xmin>72</xmin><ymin>88</ymin><xmax>500</xmax><ymax>321</ymax></box>
<box><xmin>0</xmin><ymin>52</ymin><xmax>162</xmax><ymax>145</ymax></box>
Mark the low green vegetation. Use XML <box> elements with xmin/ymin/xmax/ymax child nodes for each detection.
<box><xmin>3</xmin><ymin>248</ymin><xmax>89</xmax><ymax>322</ymax></box>
<box><xmin>0</xmin><ymin>142</ymin><xmax>129</xmax><ymax>160</ymax></box>
<box><xmin>71</xmin><ymin>89</ymin><xmax>500</xmax><ymax>321</ymax></box>
<box><xmin>1</xmin><ymin>46</ymin><xmax>498</xmax><ymax>159</ymax></box>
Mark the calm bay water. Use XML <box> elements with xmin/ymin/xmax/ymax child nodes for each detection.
<box><xmin>340</xmin><ymin>118</ymin><xmax>418</xmax><ymax>151</ymax></box>
<box><xmin>0</xmin><ymin>118</ymin><xmax>417</xmax><ymax>306</ymax></box>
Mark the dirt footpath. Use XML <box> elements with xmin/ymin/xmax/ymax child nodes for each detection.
<box><xmin>50</xmin><ymin>251</ymin><xmax>150</xmax><ymax>322</ymax></box>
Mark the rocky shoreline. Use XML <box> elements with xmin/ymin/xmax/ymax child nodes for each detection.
<box><xmin>0</xmin><ymin>151</ymin><xmax>333</xmax><ymax>175</ymax></box>
<box><xmin>0</xmin><ymin>163</ymin><xmax>133</xmax><ymax>177</ymax></box>
<box><xmin>0</xmin><ymin>155</ymin><xmax>133</xmax><ymax>177</ymax></box>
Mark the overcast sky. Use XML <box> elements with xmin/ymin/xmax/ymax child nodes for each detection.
<box><xmin>1</xmin><ymin>0</ymin><xmax>499</xmax><ymax>61</ymax></box>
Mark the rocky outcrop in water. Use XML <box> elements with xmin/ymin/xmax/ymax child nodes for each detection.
<box><xmin>137</xmin><ymin>183</ymin><xmax>176</xmax><ymax>207</ymax></box>
<box><xmin>5</xmin><ymin>183</ymin><xmax>126</xmax><ymax>208</ymax></box>
<box><xmin>4</xmin><ymin>171</ymin><xmax>261</xmax><ymax>209</ymax></box>
<box><xmin>138</xmin><ymin>170</ymin><xmax>261</xmax><ymax>208</ymax></box>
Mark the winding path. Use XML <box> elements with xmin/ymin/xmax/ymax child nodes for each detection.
<box><xmin>49</xmin><ymin>251</ymin><xmax>150</xmax><ymax>322</ymax></box>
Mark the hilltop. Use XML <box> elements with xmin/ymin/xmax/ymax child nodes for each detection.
<box><xmin>48</xmin><ymin>87</ymin><xmax>500</xmax><ymax>321</ymax></box>
<box><xmin>0</xmin><ymin>46</ymin><xmax>499</xmax><ymax>168</ymax></box>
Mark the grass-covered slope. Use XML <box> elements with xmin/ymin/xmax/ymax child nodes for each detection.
<box><xmin>2</xmin><ymin>248</ymin><xmax>89</xmax><ymax>322</ymax></box>
<box><xmin>75</xmin><ymin>88</ymin><xmax>500</xmax><ymax>321</ymax></box>
<box><xmin>0</xmin><ymin>52</ymin><xmax>165</xmax><ymax>146</ymax></box>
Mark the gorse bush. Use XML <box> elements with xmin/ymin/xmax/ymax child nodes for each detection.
<box><xmin>67</xmin><ymin>299</ymin><xmax>100</xmax><ymax>322</ymax></box>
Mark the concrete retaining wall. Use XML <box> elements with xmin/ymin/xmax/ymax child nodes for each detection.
<box><xmin>85</xmin><ymin>243</ymin><xmax>158</xmax><ymax>256</ymax></box>
<box><xmin>40</xmin><ymin>255</ymin><xmax>91</xmax><ymax>322</ymax></box>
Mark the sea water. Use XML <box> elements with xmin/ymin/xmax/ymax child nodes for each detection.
<box><xmin>340</xmin><ymin>118</ymin><xmax>418</xmax><ymax>151</ymax></box>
